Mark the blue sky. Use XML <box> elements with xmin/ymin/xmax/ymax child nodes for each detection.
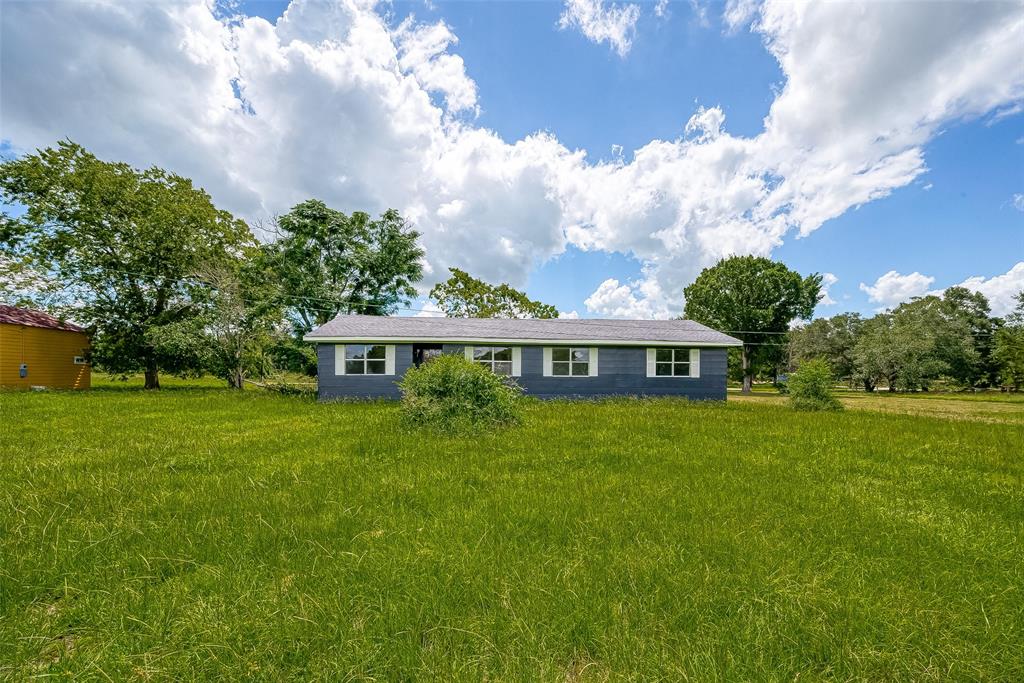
<box><xmin>399</xmin><ymin>0</ymin><xmax>1024</xmax><ymax>317</ymax></box>
<box><xmin>3</xmin><ymin>0</ymin><xmax>1023</xmax><ymax>317</ymax></box>
<box><xmin>209</xmin><ymin>0</ymin><xmax>1024</xmax><ymax>317</ymax></box>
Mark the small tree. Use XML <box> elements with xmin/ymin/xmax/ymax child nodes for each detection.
<box><xmin>149</xmin><ymin>254</ymin><xmax>284</xmax><ymax>389</ymax></box>
<box><xmin>788</xmin><ymin>359</ymin><xmax>843</xmax><ymax>411</ymax></box>
<box><xmin>398</xmin><ymin>354</ymin><xmax>524</xmax><ymax>432</ymax></box>
<box><xmin>429</xmin><ymin>268</ymin><xmax>558</xmax><ymax>318</ymax></box>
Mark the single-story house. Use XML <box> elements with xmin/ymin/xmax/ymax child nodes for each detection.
<box><xmin>0</xmin><ymin>304</ymin><xmax>91</xmax><ymax>390</ymax></box>
<box><xmin>304</xmin><ymin>315</ymin><xmax>741</xmax><ymax>401</ymax></box>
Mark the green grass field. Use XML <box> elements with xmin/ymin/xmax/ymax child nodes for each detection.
<box><xmin>2</xmin><ymin>384</ymin><xmax>1022</xmax><ymax>679</ymax></box>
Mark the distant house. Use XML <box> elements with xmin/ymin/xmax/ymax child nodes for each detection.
<box><xmin>0</xmin><ymin>305</ymin><xmax>91</xmax><ymax>390</ymax></box>
<box><xmin>304</xmin><ymin>315</ymin><xmax>741</xmax><ymax>401</ymax></box>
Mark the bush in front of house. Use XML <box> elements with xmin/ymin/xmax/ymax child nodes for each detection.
<box><xmin>788</xmin><ymin>358</ymin><xmax>843</xmax><ymax>411</ymax></box>
<box><xmin>398</xmin><ymin>353</ymin><xmax>524</xmax><ymax>432</ymax></box>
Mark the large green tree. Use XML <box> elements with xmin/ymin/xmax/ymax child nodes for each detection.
<box><xmin>852</xmin><ymin>293</ymin><xmax>979</xmax><ymax>392</ymax></box>
<box><xmin>899</xmin><ymin>290</ymin><xmax>983</xmax><ymax>388</ymax></box>
<box><xmin>263</xmin><ymin>200</ymin><xmax>424</xmax><ymax>334</ymax></box>
<box><xmin>939</xmin><ymin>286</ymin><xmax>999</xmax><ymax>386</ymax></box>
<box><xmin>0</xmin><ymin>141</ymin><xmax>250</xmax><ymax>389</ymax></box>
<box><xmin>429</xmin><ymin>267</ymin><xmax>558</xmax><ymax>319</ymax></box>
<box><xmin>993</xmin><ymin>291</ymin><xmax>1024</xmax><ymax>390</ymax></box>
<box><xmin>789</xmin><ymin>313</ymin><xmax>864</xmax><ymax>386</ymax></box>
<box><xmin>683</xmin><ymin>256</ymin><xmax>821</xmax><ymax>393</ymax></box>
<box><xmin>852</xmin><ymin>313</ymin><xmax>929</xmax><ymax>392</ymax></box>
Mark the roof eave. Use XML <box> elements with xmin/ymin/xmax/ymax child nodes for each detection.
<box><xmin>302</xmin><ymin>335</ymin><xmax>742</xmax><ymax>347</ymax></box>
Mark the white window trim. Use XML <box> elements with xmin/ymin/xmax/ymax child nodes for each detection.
<box><xmin>647</xmin><ymin>347</ymin><xmax>700</xmax><ymax>378</ymax></box>
<box><xmin>73</xmin><ymin>356</ymin><xmax>88</xmax><ymax>365</ymax></box>
<box><xmin>543</xmin><ymin>347</ymin><xmax>598</xmax><ymax>378</ymax></box>
<box><xmin>335</xmin><ymin>344</ymin><xmax>395</xmax><ymax>376</ymax></box>
<box><xmin>464</xmin><ymin>345</ymin><xmax>521</xmax><ymax>377</ymax></box>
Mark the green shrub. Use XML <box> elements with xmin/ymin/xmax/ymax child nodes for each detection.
<box><xmin>398</xmin><ymin>353</ymin><xmax>524</xmax><ymax>432</ymax></box>
<box><xmin>788</xmin><ymin>358</ymin><xmax>843</xmax><ymax>411</ymax></box>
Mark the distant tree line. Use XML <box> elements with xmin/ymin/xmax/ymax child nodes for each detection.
<box><xmin>789</xmin><ymin>288</ymin><xmax>1023</xmax><ymax>392</ymax></box>
<box><xmin>682</xmin><ymin>255</ymin><xmax>1023</xmax><ymax>393</ymax></box>
<box><xmin>0</xmin><ymin>141</ymin><xmax>556</xmax><ymax>389</ymax></box>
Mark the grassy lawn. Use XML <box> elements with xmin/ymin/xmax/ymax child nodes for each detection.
<box><xmin>1</xmin><ymin>387</ymin><xmax>1022</xmax><ymax>679</ymax></box>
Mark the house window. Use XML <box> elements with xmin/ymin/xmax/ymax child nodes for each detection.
<box><xmin>552</xmin><ymin>347</ymin><xmax>590</xmax><ymax>376</ymax></box>
<box><xmin>649</xmin><ymin>348</ymin><xmax>699</xmax><ymax>377</ymax></box>
<box><xmin>73</xmin><ymin>356</ymin><xmax>88</xmax><ymax>365</ymax></box>
<box><xmin>473</xmin><ymin>346</ymin><xmax>513</xmax><ymax>375</ymax></box>
<box><xmin>344</xmin><ymin>344</ymin><xmax>387</xmax><ymax>375</ymax></box>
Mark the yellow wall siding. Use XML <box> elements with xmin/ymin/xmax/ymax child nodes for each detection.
<box><xmin>0</xmin><ymin>323</ymin><xmax>91</xmax><ymax>389</ymax></box>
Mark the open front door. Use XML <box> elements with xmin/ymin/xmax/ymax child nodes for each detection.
<box><xmin>412</xmin><ymin>344</ymin><xmax>443</xmax><ymax>368</ymax></box>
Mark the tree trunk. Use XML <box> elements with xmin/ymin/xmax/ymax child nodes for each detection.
<box><xmin>144</xmin><ymin>360</ymin><xmax>160</xmax><ymax>390</ymax></box>
<box><xmin>741</xmin><ymin>345</ymin><xmax>752</xmax><ymax>394</ymax></box>
<box><xmin>863</xmin><ymin>378</ymin><xmax>875</xmax><ymax>393</ymax></box>
<box><xmin>228</xmin><ymin>368</ymin><xmax>244</xmax><ymax>390</ymax></box>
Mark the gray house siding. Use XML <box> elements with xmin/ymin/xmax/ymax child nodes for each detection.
<box><xmin>317</xmin><ymin>343</ymin><xmax>727</xmax><ymax>401</ymax></box>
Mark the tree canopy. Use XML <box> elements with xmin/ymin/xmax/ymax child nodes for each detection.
<box><xmin>429</xmin><ymin>268</ymin><xmax>558</xmax><ymax>319</ymax></box>
<box><xmin>683</xmin><ymin>256</ymin><xmax>821</xmax><ymax>392</ymax></box>
<box><xmin>844</xmin><ymin>289</ymin><xmax>985</xmax><ymax>392</ymax></box>
<box><xmin>262</xmin><ymin>200</ymin><xmax>424</xmax><ymax>334</ymax></box>
<box><xmin>789</xmin><ymin>313</ymin><xmax>864</xmax><ymax>386</ymax></box>
<box><xmin>993</xmin><ymin>291</ymin><xmax>1024</xmax><ymax>390</ymax></box>
<box><xmin>0</xmin><ymin>141</ymin><xmax>250</xmax><ymax>388</ymax></box>
<box><xmin>147</xmin><ymin>251</ymin><xmax>284</xmax><ymax>389</ymax></box>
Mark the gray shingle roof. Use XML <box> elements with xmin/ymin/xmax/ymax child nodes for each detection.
<box><xmin>305</xmin><ymin>315</ymin><xmax>741</xmax><ymax>347</ymax></box>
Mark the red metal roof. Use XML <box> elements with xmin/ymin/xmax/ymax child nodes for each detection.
<box><xmin>0</xmin><ymin>304</ymin><xmax>85</xmax><ymax>332</ymax></box>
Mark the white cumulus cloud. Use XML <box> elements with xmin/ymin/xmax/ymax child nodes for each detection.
<box><xmin>819</xmin><ymin>272</ymin><xmax>839</xmax><ymax>306</ymax></box>
<box><xmin>1</xmin><ymin>0</ymin><xmax>1022</xmax><ymax>319</ymax></box>
<box><xmin>558</xmin><ymin>0</ymin><xmax>640</xmax><ymax>57</ymax></box>
<box><xmin>584</xmin><ymin>277</ymin><xmax>668</xmax><ymax>318</ymax></box>
<box><xmin>860</xmin><ymin>271</ymin><xmax>935</xmax><ymax>310</ymax></box>
<box><xmin>395</xmin><ymin>16</ymin><xmax>478</xmax><ymax>114</ymax></box>
<box><xmin>412</xmin><ymin>300</ymin><xmax>446</xmax><ymax>317</ymax></box>
<box><xmin>951</xmin><ymin>262</ymin><xmax>1024</xmax><ymax>318</ymax></box>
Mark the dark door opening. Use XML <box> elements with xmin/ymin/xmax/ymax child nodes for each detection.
<box><xmin>413</xmin><ymin>344</ymin><xmax>444</xmax><ymax>368</ymax></box>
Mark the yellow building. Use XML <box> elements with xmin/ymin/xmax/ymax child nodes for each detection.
<box><xmin>0</xmin><ymin>304</ymin><xmax>90</xmax><ymax>390</ymax></box>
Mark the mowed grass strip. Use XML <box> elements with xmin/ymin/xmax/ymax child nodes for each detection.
<box><xmin>1</xmin><ymin>389</ymin><xmax>1022</xmax><ymax>680</ymax></box>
